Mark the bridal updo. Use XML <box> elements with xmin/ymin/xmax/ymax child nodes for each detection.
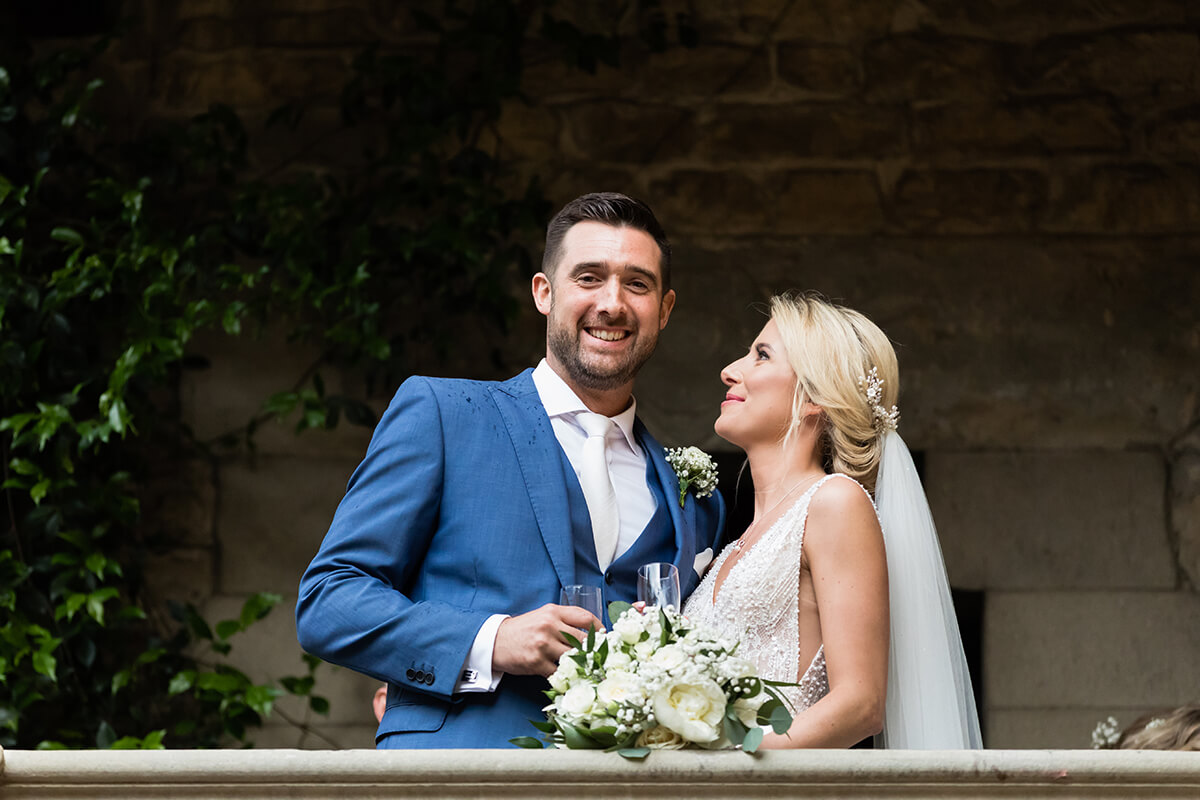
<box><xmin>769</xmin><ymin>292</ymin><xmax>899</xmax><ymax>493</ymax></box>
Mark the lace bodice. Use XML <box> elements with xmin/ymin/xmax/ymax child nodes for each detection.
<box><xmin>685</xmin><ymin>474</ymin><xmax>866</xmax><ymax>714</ymax></box>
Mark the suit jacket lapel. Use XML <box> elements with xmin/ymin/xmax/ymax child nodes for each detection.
<box><xmin>490</xmin><ymin>370</ymin><xmax>575</xmax><ymax>591</ymax></box>
<box><xmin>635</xmin><ymin>421</ymin><xmax>700</xmax><ymax>597</ymax></box>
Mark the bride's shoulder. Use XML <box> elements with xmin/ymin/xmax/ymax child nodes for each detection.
<box><xmin>806</xmin><ymin>474</ymin><xmax>882</xmax><ymax>543</ymax></box>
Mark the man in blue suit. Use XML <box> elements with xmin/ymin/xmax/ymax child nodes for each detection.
<box><xmin>296</xmin><ymin>193</ymin><xmax>725</xmax><ymax>748</ymax></box>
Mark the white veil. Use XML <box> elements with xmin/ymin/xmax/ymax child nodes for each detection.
<box><xmin>873</xmin><ymin>431</ymin><xmax>983</xmax><ymax>749</ymax></box>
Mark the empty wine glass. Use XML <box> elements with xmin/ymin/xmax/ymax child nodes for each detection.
<box><xmin>637</xmin><ymin>562</ymin><xmax>681</xmax><ymax>610</ymax></box>
<box><xmin>560</xmin><ymin>584</ymin><xmax>604</xmax><ymax>628</ymax></box>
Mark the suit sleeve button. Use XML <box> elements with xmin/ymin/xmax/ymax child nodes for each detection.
<box><xmin>414</xmin><ymin>670</ymin><xmax>426</xmax><ymax>682</ymax></box>
<box><xmin>424</xmin><ymin>673</ymin><xmax>435</xmax><ymax>685</ymax></box>
<box><xmin>406</xmin><ymin>669</ymin><xmax>416</xmax><ymax>681</ymax></box>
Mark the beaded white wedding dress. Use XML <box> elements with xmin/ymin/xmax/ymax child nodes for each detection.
<box><xmin>684</xmin><ymin>474</ymin><xmax>860</xmax><ymax>714</ymax></box>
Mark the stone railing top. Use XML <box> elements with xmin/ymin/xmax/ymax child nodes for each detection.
<box><xmin>2</xmin><ymin>747</ymin><xmax>1199</xmax><ymax>799</ymax></box>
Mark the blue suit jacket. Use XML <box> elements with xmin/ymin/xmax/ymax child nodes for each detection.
<box><xmin>296</xmin><ymin>370</ymin><xmax>725</xmax><ymax>748</ymax></box>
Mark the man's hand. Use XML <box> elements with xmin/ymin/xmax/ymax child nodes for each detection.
<box><xmin>492</xmin><ymin>604</ymin><xmax>603</xmax><ymax>677</ymax></box>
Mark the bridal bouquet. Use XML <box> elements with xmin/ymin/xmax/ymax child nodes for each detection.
<box><xmin>512</xmin><ymin>603</ymin><xmax>793</xmax><ymax>757</ymax></box>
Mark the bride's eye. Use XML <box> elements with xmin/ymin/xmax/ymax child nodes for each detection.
<box><xmin>755</xmin><ymin>345</ymin><xmax>769</xmax><ymax>361</ymax></box>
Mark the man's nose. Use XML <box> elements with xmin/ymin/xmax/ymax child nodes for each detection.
<box><xmin>594</xmin><ymin>277</ymin><xmax>626</xmax><ymax>315</ymax></box>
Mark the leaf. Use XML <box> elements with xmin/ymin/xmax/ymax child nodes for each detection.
<box><xmin>618</xmin><ymin>747</ymin><xmax>650</xmax><ymax>760</ymax></box>
<box><xmin>215</xmin><ymin>619</ymin><xmax>240</xmax><ymax>640</ymax></box>
<box><xmin>741</xmin><ymin>726</ymin><xmax>764</xmax><ymax>754</ymax></box>
<box><xmin>308</xmin><ymin>695</ymin><xmax>330</xmax><ymax>714</ymax></box>
<box><xmin>608</xmin><ymin>600</ymin><xmax>632</xmax><ymax>623</ymax></box>
<box><xmin>529</xmin><ymin>719</ymin><xmax>556</xmax><ymax>734</ymax></box>
<box><xmin>509</xmin><ymin>736</ymin><xmax>545</xmax><ymax>749</ymax></box>
<box><xmin>768</xmin><ymin>704</ymin><xmax>792</xmax><ymax>735</ymax></box>
<box><xmin>32</xmin><ymin>650</ymin><xmax>57</xmax><ymax>681</ymax></box>
<box><xmin>30</xmin><ymin>478</ymin><xmax>51</xmax><ymax>504</ymax></box>
<box><xmin>239</xmin><ymin>592</ymin><xmax>281</xmax><ymax>626</ymax></box>
<box><xmin>558</xmin><ymin>720</ymin><xmax>601</xmax><ymax>750</ymax></box>
<box><xmin>96</xmin><ymin>721</ymin><xmax>117</xmax><ymax>749</ymax></box>
<box><xmin>245</xmin><ymin>684</ymin><xmax>279</xmax><ymax>717</ymax></box>
<box><xmin>168</xmin><ymin>670</ymin><xmax>196</xmax><ymax>695</ymax></box>
<box><xmin>561</xmin><ymin>631</ymin><xmax>582</xmax><ymax>650</ymax></box>
<box><xmin>111</xmin><ymin>669</ymin><xmax>131</xmax><ymax>695</ymax></box>
<box><xmin>50</xmin><ymin>227</ymin><xmax>84</xmax><ymax>246</ymax></box>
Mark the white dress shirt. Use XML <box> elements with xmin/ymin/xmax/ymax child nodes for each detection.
<box><xmin>454</xmin><ymin>360</ymin><xmax>656</xmax><ymax>691</ymax></box>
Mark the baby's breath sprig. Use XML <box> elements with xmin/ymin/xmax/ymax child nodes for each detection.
<box><xmin>664</xmin><ymin>446</ymin><xmax>718</xmax><ymax>507</ymax></box>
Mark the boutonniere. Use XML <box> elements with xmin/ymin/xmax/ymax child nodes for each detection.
<box><xmin>664</xmin><ymin>446</ymin><xmax>718</xmax><ymax>507</ymax></box>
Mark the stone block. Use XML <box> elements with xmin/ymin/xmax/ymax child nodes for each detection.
<box><xmin>216</xmin><ymin>456</ymin><xmax>354</xmax><ymax>594</ymax></box>
<box><xmin>773</xmin><ymin>170</ymin><xmax>885</xmax><ymax>234</ymax></box>
<box><xmin>481</xmin><ymin>101</ymin><xmax>562</xmax><ymax>162</ymax></box>
<box><xmin>698</xmin><ymin>104</ymin><xmax>906</xmax><ymax>160</ymax></box>
<box><xmin>916</xmin><ymin>0</ymin><xmax>1191</xmax><ymax>40</ymax></box>
<box><xmin>1046</xmin><ymin>164</ymin><xmax>1200</xmax><ymax>234</ymax></box>
<box><xmin>892</xmin><ymin>169</ymin><xmax>1047</xmax><ymax>234</ymax></box>
<box><xmin>250</xmin><ymin>722</ymin><xmax>377</xmax><ymax>749</ymax></box>
<box><xmin>140</xmin><ymin>458</ymin><xmax>216</xmax><ymax>548</ymax></box>
<box><xmin>928</xmin><ymin>451</ymin><xmax>1174</xmax><ymax>590</ymax></box>
<box><xmin>634</xmin><ymin>44</ymin><xmax>771</xmax><ymax>98</ymax></box>
<box><xmin>914</xmin><ymin>97</ymin><xmax>1125</xmax><ymax>156</ymax></box>
<box><xmin>1146</xmin><ymin>104</ymin><xmax>1200</xmax><ymax>161</ymax></box>
<box><xmin>201</xmin><ymin>593</ymin><xmax>381</xmax><ymax>727</ymax></box>
<box><xmin>985</xmin><ymin>591</ymin><xmax>1200</xmax><ymax>708</ymax></box>
<box><xmin>864</xmin><ymin>35</ymin><xmax>1011</xmax><ymax>104</ymax></box>
<box><xmin>561</xmin><ymin>102</ymin><xmax>694</xmax><ymax>162</ymax></box>
<box><xmin>158</xmin><ymin>52</ymin><xmax>349</xmax><ymax>111</ymax></box>
<box><xmin>987</xmin><ymin>708</ymin><xmax>1154</xmax><ymax>750</ymax></box>
<box><xmin>1015</xmin><ymin>32</ymin><xmax>1200</xmax><ymax>96</ymax></box>
<box><xmin>1173</xmin><ymin>450</ymin><xmax>1200</xmax><ymax>588</ymax></box>
<box><xmin>648</xmin><ymin>170</ymin><xmax>771</xmax><ymax>235</ymax></box>
<box><xmin>181</xmin><ymin>328</ymin><xmax>376</xmax><ymax>460</ymax></box>
<box><xmin>776</xmin><ymin>44</ymin><xmax>860</xmax><ymax>96</ymax></box>
<box><xmin>142</xmin><ymin>547</ymin><xmax>215</xmax><ymax>609</ymax></box>
<box><xmin>769</xmin><ymin>0</ymin><xmax>898</xmax><ymax>43</ymax></box>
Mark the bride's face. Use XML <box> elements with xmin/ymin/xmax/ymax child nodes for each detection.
<box><xmin>715</xmin><ymin>319</ymin><xmax>799</xmax><ymax>448</ymax></box>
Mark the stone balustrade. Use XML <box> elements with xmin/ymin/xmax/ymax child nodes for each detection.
<box><xmin>2</xmin><ymin>747</ymin><xmax>1198</xmax><ymax>799</ymax></box>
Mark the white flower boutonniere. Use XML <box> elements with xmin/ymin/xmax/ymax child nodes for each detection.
<box><xmin>664</xmin><ymin>446</ymin><xmax>718</xmax><ymax>508</ymax></box>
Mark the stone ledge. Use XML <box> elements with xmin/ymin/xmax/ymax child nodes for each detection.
<box><xmin>3</xmin><ymin>748</ymin><xmax>1199</xmax><ymax>799</ymax></box>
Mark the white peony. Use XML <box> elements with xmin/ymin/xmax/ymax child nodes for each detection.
<box><xmin>558</xmin><ymin>684</ymin><xmax>597</xmax><ymax>718</ymax></box>
<box><xmin>652</xmin><ymin>678</ymin><xmax>726</xmax><ymax>743</ymax></box>
<box><xmin>732</xmin><ymin>694</ymin><xmax>767</xmax><ymax>728</ymax></box>
<box><xmin>636</xmin><ymin>725</ymin><xmax>687</xmax><ymax>750</ymax></box>
<box><xmin>612</xmin><ymin>612</ymin><xmax>647</xmax><ymax>644</ymax></box>
<box><xmin>596</xmin><ymin>671</ymin><xmax>646</xmax><ymax>707</ymax></box>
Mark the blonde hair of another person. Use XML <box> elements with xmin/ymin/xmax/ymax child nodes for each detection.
<box><xmin>769</xmin><ymin>292</ymin><xmax>898</xmax><ymax>493</ymax></box>
<box><xmin>1119</xmin><ymin>705</ymin><xmax>1200</xmax><ymax>751</ymax></box>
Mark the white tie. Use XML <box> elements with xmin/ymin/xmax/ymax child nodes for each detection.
<box><xmin>577</xmin><ymin>412</ymin><xmax>620</xmax><ymax>571</ymax></box>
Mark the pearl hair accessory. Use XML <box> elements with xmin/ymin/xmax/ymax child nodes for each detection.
<box><xmin>858</xmin><ymin>366</ymin><xmax>900</xmax><ymax>434</ymax></box>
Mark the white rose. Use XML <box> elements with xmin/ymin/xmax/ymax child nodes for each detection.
<box><xmin>652</xmin><ymin>678</ymin><xmax>726</xmax><ymax>743</ymax></box>
<box><xmin>559</xmin><ymin>684</ymin><xmax>597</xmax><ymax>718</ymax></box>
<box><xmin>732</xmin><ymin>694</ymin><xmax>767</xmax><ymax>728</ymax></box>
<box><xmin>548</xmin><ymin>657</ymin><xmax>581</xmax><ymax>693</ymax></box>
<box><xmin>633</xmin><ymin>638</ymin><xmax>658</xmax><ymax>660</ymax></box>
<box><xmin>612</xmin><ymin>612</ymin><xmax>647</xmax><ymax>644</ymax></box>
<box><xmin>596</xmin><ymin>671</ymin><xmax>646</xmax><ymax>707</ymax></box>
<box><xmin>649</xmin><ymin>643</ymin><xmax>689</xmax><ymax>672</ymax></box>
<box><xmin>635</xmin><ymin>725</ymin><xmax>687</xmax><ymax>750</ymax></box>
<box><xmin>605</xmin><ymin>648</ymin><xmax>633</xmax><ymax>672</ymax></box>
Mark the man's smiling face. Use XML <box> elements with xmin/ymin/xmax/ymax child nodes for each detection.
<box><xmin>533</xmin><ymin>221</ymin><xmax>676</xmax><ymax>397</ymax></box>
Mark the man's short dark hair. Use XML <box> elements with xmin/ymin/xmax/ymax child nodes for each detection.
<box><xmin>541</xmin><ymin>192</ymin><xmax>672</xmax><ymax>291</ymax></box>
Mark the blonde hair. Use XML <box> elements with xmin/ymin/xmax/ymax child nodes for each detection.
<box><xmin>769</xmin><ymin>292</ymin><xmax>899</xmax><ymax>493</ymax></box>
<box><xmin>1118</xmin><ymin>705</ymin><xmax>1200</xmax><ymax>751</ymax></box>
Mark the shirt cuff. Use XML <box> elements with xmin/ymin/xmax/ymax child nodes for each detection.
<box><xmin>454</xmin><ymin>613</ymin><xmax>508</xmax><ymax>693</ymax></box>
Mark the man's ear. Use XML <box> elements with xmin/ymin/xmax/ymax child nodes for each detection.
<box><xmin>658</xmin><ymin>288</ymin><xmax>677</xmax><ymax>330</ymax></box>
<box><xmin>532</xmin><ymin>272</ymin><xmax>552</xmax><ymax>316</ymax></box>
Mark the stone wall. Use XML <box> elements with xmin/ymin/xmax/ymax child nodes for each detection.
<box><xmin>85</xmin><ymin>0</ymin><xmax>1200</xmax><ymax>748</ymax></box>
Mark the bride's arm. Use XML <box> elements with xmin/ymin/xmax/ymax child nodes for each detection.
<box><xmin>760</xmin><ymin>478</ymin><xmax>889</xmax><ymax>749</ymax></box>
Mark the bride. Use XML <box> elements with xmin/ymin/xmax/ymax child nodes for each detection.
<box><xmin>683</xmin><ymin>292</ymin><xmax>982</xmax><ymax>749</ymax></box>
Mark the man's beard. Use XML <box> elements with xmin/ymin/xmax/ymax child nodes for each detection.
<box><xmin>547</xmin><ymin>318</ymin><xmax>658</xmax><ymax>391</ymax></box>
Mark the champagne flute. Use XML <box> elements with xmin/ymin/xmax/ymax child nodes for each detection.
<box><xmin>637</xmin><ymin>562</ymin><xmax>681</xmax><ymax>610</ymax></box>
<box><xmin>560</xmin><ymin>584</ymin><xmax>604</xmax><ymax>629</ymax></box>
